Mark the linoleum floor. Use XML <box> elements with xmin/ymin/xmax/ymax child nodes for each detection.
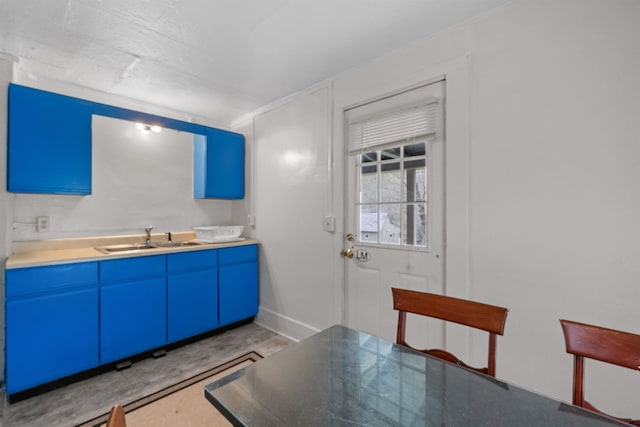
<box><xmin>0</xmin><ymin>322</ymin><xmax>292</xmax><ymax>427</ymax></box>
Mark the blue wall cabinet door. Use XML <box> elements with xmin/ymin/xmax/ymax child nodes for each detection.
<box><xmin>8</xmin><ymin>83</ymin><xmax>93</xmax><ymax>194</ymax></box>
<box><xmin>194</xmin><ymin>128</ymin><xmax>245</xmax><ymax>199</ymax></box>
<box><xmin>6</xmin><ymin>289</ymin><xmax>99</xmax><ymax>394</ymax></box>
<box><xmin>219</xmin><ymin>245</ymin><xmax>259</xmax><ymax>326</ymax></box>
<box><xmin>100</xmin><ymin>277</ymin><xmax>167</xmax><ymax>363</ymax></box>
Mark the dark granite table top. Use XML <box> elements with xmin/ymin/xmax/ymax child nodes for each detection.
<box><xmin>205</xmin><ymin>324</ymin><xmax>625</xmax><ymax>426</ymax></box>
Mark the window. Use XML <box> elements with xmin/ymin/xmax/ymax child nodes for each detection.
<box><xmin>346</xmin><ymin>94</ymin><xmax>439</xmax><ymax>250</ymax></box>
<box><xmin>358</xmin><ymin>140</ymin><xmax>429</xmax><ymax>247</ymax></box>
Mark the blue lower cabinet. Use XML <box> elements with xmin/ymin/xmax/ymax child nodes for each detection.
<box><xmin>168</xmin><ymin>270</ymin><xmax>219</xmax><ymax>342</ymax></box>
<box><xmin>6</xmin><ymin>288</ymin><xmax>99</xmax><ymax>394</ymax></box>
<box><xmin>4</xmin><ymin>245</ymin><xmax>259</xmax><ymax>395</ymax></box>
<box><xmin>100</xmin><ymin>277</ymin><xmax>167</xmax><ymax>363</ymax></box>
<box><xmin>167</xmin><ymin>249</ymin><xmax>219</xmax><ymax>342</ymax></box>
<box><xmin>220</xmin><ymin>262</ymin><xmax>258</xmax><ymax>325</ymax></box>
<box><xmin>219</xmin><ymin>245</ymin><xmax>259</xmax><ymax>326</ymax></box>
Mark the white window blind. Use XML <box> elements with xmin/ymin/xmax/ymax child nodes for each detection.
<box><xmin>348</xmin><ymin>100</ymin><xmax>438</xmax><ymax>152</ymax></box>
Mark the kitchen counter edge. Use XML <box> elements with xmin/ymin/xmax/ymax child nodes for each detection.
<box><xmin>5</xmin><ymin>239</ymin><xmax>261</xmax><ymax>269</ymax></box>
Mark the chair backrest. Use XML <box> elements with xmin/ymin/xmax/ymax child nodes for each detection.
<box><xmin>560</xmin><ymin>319</ymin><xmax>640</xmax><ymax>425</ymax></box>
<box><xmin>391</xmin><ymin>287</ymin><xmax>508</xmax><ymax>377</ymax></box>
<box><xmin>106</xmin><ymin>404</ymin><xmax>127</xmax><ymax>427</ymax></box>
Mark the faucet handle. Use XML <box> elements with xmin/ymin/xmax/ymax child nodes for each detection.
<box><xmin>145</xmin><ymin>226</ymin><xmax>153</xmax><ymax>233</ymax></box>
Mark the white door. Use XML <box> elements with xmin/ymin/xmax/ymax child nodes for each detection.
<box><xmin>343</xmin><ymin>80</ymin><xmax>445</xmax><ymax>347</ymax></box>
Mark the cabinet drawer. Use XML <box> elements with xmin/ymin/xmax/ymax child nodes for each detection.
<box><xmin>219</xmin><ymin>245</ymin><xmax>257</xmax><ymax>266</ymax></box>
<box><xmin>6</xmin><ymin>262</ymin><xmax>98</xmax><ymax>298</ymax></box>
<box><xmin>100</xmin><ymin>255</ymin><xmax>165</xmax><ymax>283</ymax></box>
<box><xmin>167</xmin><ymin>249</ymin><xmax>217</xmax><ymax>274</ymax></box>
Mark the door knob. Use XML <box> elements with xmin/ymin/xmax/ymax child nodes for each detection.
<box><xmin>340</xmin><ymin>248</ymin><xmax>354</xmax><ymax>258</ymax></box>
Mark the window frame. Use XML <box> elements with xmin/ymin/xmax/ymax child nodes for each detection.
<box><xmin>355</xmin><ymin>136</ymin><xmax>432</xmax><ymax>252</ymax></box>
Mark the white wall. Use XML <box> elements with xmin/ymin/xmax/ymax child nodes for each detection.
<box><xmin>466</xmin><ymin>0</ymin><xmax>640</xmax><ymax>415</ymax></box>
<box><xmin>236</xmin><ymin>0</ymin><xmax>640</xmax><ymax>417</ymax></box>
<box><xmin>12</xmin><ymin>115</ymin><xmax>231</xmax><ymax>241</ymax></box>
<box><xmin>235</xmin><ymin>87</ymin><xmax>337</xmax><ymax>340</ymax></box>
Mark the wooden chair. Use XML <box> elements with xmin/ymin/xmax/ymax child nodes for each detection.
<box><xmin>106</xmin><ymin>404</ymin><xmax>127</xmax><ymax>427</ymax></box>
<box><xmin>391</xmin><ymin>287</ymin><xmax>508</xmax><ymax>377</ymax></box>
<box><xmin>559</xmin><ymin>319</ymin><xmax>640</xmax><ymax>425</ymax></box>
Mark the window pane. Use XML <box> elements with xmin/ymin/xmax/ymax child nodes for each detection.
<box><xmin>381</xmin><ymin>147</ymin><xmax>400</xmax><ymax>160</ymax></box>
<box><xmin>403</xmin><ymin>203</ymin><xmax>427</xmax><ymax>247</ymax></box>
<box><xmin>361</xmin><ymin>152</ymin><xmax>377</xmax><ymax>163</ymax></box>
<box><xmin>380</xmin><ymin>204</ymin><xmax>401</xmax><ymax>244</ymax></box>
<box><xmin>361</xmin><ymin>165</ymin><xmax>377</xmax><ymax>174</ymax></box>
<box><xmin>381</xmin><ymin>162</ymin><xmax>401</xmax><ymax>202</ymax></box>
<box><xmin>404</xmin><ymin>159</ymin><xmax>426</xmax><ymax>202</ymax></box>
<box><xmin>359</xmin><ymin>205</ymin><xmax>378</xmax><ymax>243</ymax></box>
<box><xmin>404</xmin><ymin>142</ymin><xmax>425</xmax><ymax>157</ymax></box>
<box><xmin>360</xmin><ymin>168</ymin><xmax>377</xmax><ymax>203</ymax></box>
<box><xmin>381</xmin><ymin>162</ymin><xmax>400</xmax><ymax>172</ymax></box>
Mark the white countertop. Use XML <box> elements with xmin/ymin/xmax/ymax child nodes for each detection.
<box><xmin>6</xmin><ymin>232</ymin><xmax>259</xmax><ymax>269</ymax></box>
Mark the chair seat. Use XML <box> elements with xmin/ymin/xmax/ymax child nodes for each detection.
<box><xmin>424</xmin><ymin>348</ymin><xmax>488</xmax><ymax>374</ymax></box>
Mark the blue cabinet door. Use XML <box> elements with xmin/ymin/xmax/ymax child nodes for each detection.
<box><xmin>194</xmin><ymin>128</ymin><xmax>245</xmax><ymax>199</ymax></box>
<box><xmin>219</xmin><ymin>262</ymin><xmax>258</xmax><ymax>325</ymax></box>
<box><xmin>100</xmin><ymin>277</ymin><xmax>167</xmax><ymax>363</ymax></box>
<box><xmin>167</xmin><ymin>250</ymin><xmax>218</xmax><ymax>342</ymax></box>
<box><xmin>167</xmin><ymin>269</ymin><xmax>219</xmax><ymax>342</ymax></box>
<box><xmin>6</xmin><ymin>288</ymin><xmax>99</xmax><ymax>394</ymax></box>
<box><xmin>8</xmin><ymin>83</ymin><xmax>93</xmax><ymax>194</ymax></box>
<box><xmin>219</xmin><ymin>245</ymin><xmax>259</xmax><ymax>326</ymax></box>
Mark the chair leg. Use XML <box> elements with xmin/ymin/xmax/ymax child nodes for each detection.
<box><xmin>396</xmin><ymin>311</ymin><xmax>407</xmax><ymax>345</ymax></box>
<box><xmin>487</xmin><ymin>333</ymin><xmax>497</xmax><ymax>377</ymax></box>
<box><xmin>106</xmin><ymin>404</ymin><xmax>126</xmax><ymax>427</ymax></box>
<box><xmin>573</xmin><ymin>356</ymin><xmax>584</xmax><ymax>407</ymax></box>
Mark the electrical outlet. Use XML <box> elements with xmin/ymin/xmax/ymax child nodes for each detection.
<box><xmin>36</xmin><ymin>216</ymin><xmax>50</xmax><ymax>232</ymax></box>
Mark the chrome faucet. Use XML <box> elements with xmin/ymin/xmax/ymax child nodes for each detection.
<box><xmin>145</xmin><ymin>226</ymin><xmax>153</xmax><ymax>246</ymax></box>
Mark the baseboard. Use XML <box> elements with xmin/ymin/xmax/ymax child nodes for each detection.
<box><xmin>255</xmin><ymin>306</ymin><xmax>320</xmax><ymax>342</ymax></box>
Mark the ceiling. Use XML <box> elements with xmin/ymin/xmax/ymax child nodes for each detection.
<box><xmin>0</xmin><ymin>0</ymin><xmax>511</xmax><ymax>124</ymax></box>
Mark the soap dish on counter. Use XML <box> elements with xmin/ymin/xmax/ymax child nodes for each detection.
<box><xmin>194</xmin><ymin>225</ymin><xmax>244</xmax><ymax>243</ymax></box>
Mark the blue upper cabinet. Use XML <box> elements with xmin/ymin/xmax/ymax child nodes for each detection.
<box><xmin>194</xmin><ymin>128</ymin><xmax>245</xmax><ymax>199</ymax></box>
<box><xmin>8</xmin><ymin>84</ymin><xmax>93</xmax><ymax>194</ymax></box>
<box><xmin>7</xmin><ymin>84</ymin><xmax>245</xmax><ymax>199</ymax></box>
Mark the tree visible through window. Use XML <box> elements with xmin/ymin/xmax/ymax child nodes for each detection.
<box><xmin>357</xmin><ymin>140</ymin><xmax>428</xmax><ymax>248</ymax></box>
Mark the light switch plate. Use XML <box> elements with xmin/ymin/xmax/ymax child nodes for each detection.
<box><xmin>323</xmin><ymin>215</ymin><xmax>335</xmax><ymax>232</ymax></box>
